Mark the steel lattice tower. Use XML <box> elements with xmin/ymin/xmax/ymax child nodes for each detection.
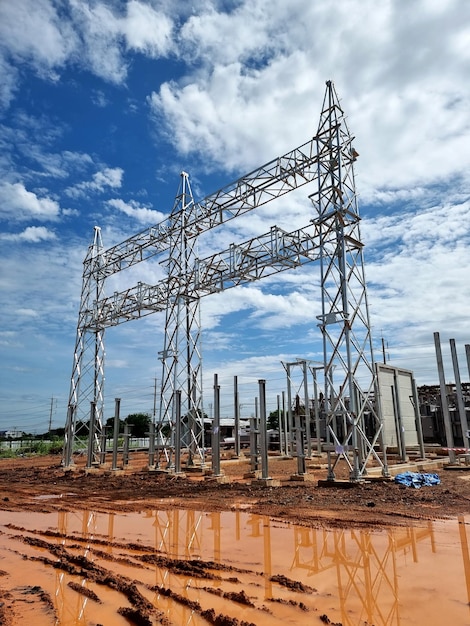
<box><xmin>311</xmin><ymin>81</ymin><xmax>388</xmax><ymax>480</ymax></box>
<box><xmin>158</xmin><ymin>172</ymin><xmax>204</xmax><ymax>466</ymax></box>
<box><xmin>63</xmin><ymin>226</ymin><xmax>106</xmax><ymax>465</ymax></box>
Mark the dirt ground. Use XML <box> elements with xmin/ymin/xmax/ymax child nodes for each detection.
<box><xmin>0</xmin><ymin>451</ymin><xmax>469</xmax><ymax>525</ymax></box>
<box><xmin>0</xmin><ymin>451</ymin><xmax>470</xmax><ymax>625</ymax></box>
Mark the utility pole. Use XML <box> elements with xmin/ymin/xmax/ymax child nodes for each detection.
<box><xmin>48</xmin><ymin>396</ymin><xmax>55</xmax><ymax>432</ymax></box>
<box><xmin>450</xmin><ymin>339</ymin><xmax>470</xmax><ymax>450</ymax></box>
<box><xmin>152</xmin><ymin>378</ymin><xmax>157</xmax><ymax>425</ymax></box>
<box><xmin>381</xmin><ymin>337</ymin><xmax>387</xmax><ymax>364</ymax></box>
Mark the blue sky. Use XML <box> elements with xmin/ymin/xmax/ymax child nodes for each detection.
<box><xmin>1</xmin><ymin>0</ymin><xmax>469</xmax><ymax>433</ymax></box>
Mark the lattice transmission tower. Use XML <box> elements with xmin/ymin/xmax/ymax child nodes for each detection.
<box><xmin>158</xmin><ymin>172</ymin><xmax>204</xmax><ymax>466</ymax></box>
<box><xmin>63</xmin><ymin>81</ymin><xmax>388</xmax><ymax>480</ymax></box>
<box><xmin>311</xmin><ymin>81</ymin><xmax>388</xmax><ymax>480</ymax></box>
<box><xmin>63</xmin><ymin>226</ymin><xmax>106</xmax><ymax>463</ymax></box>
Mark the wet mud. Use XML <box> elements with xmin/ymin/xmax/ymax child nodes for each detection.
<box><xmin>0</xmin><ymin>453</ymin><xmax>470</xmax><ymax>624</ymax></box>
<box><xmin>0</xmin><ymin>516</ymin><xmax>322</xmax><ymax>625</ymax></box>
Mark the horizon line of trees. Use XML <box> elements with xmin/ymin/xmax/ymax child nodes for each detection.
<box><xmin>1</xmin><ymin>407</ymin><xmax>287</xmax><ymax>442</ymax></box>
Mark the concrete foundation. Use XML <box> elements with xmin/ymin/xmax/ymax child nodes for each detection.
<box><xmin>204</xmin><ymin>474</ymin><xmax>231</xmax><ymax>484</ymax></box>
<box><xmin>289</xmin><ymin>473</ymin><xmax>315</xmax><ymax>482</ymax></box>
<box><xmin>251</xmin><ymin>477</ymin><xmax>281</xmax><ymax>487</ymax></box>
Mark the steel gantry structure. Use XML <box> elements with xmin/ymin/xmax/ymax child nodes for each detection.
<box><xmin>63</xmin><ymin>81</ymin><xmax>388</xmax><ymax>480</ymax></box>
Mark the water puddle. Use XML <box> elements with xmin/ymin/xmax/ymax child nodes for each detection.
<box><xmin>0</xmin><ymin>507</ymin><xmax>469</xmax><ymax>625</ymax></box>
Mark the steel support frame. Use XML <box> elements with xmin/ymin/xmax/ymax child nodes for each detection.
<box><xmin>64</xmin><ymin>81</ymin><xmax>388</xmax><ymax>481</ymax></box>
<box><xmin>282</xmin><ymin>360</ymin><xmax>315</xmax><ymax>463</ymax></box>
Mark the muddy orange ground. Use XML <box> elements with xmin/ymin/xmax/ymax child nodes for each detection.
<box><xmin>0</xmin><ymin>451</ymin><xmax>469</xmax><ymax>524</ymax></box>
<box><xmin>0</xmin><ymin>451</ymin><xmax>470</xmax><ymax>625</ymax></box>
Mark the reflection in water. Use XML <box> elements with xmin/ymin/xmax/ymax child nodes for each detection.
<box><xmin>294</xmin><ymin>524</ymin><xmax>430</xmax><ymax>625</ymax></box>
<box><xmin>2</xmin><ymin>508</ymin><xmax>470</xmax><ymax>625</ymax></box>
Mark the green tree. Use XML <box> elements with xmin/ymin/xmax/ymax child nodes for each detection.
<box><xmin>267</xmin><ymin>409</ymin><xmax>283</xmax><ymax>430</ymax></box>
<box><xmin>105</xmin><ymin>416</ymin><xmax>125</xmax><ymax>434</ymax></box>
<box><xmin>48</xmin><ymin>427</ymin><xmax>65</xmax><ymax>438</ymax></box>
<box><xmin>125</xmin><ymin>413</ymin><xmax>151</xmax><ymax>438</ymax></box>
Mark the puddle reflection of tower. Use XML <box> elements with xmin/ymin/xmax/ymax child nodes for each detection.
<box><xmin>49</xmin><ymin>509</ymin><xmax>470</xmax><ymax>626</ymax></box>
<box><xmin>149</xmin><ymin>508</ymin><xmax>206</xmax><ymax>560</ymax></box>
<box><xmin>291</xmin><ymin>523</ymin><xmax>436</xmax><ymax>625</ymax></box>
<box><xmin>208</xmin><ymin>511</ymin><xmax>221</xmax><ymax>564</ymax></box>
<box><xmin>262</xmin><ymin>515</ymin><xmax>273</xmax><ymax>598</ymax></box>
<box><xmin>150</xmin><ymin>508</ymin><xmax>207</xmax><ymax>625</ymax></box>
<box><xmin>55</xmin><ymin>510</ymin><xmax>99</xmax><ymax>625</ymax></box>
<box><xmin>458</xmin><ymin>515</ymin><xmax>470</xmax><ymax>615</ymax></box>
<box><xmin>246</xmin><ymin>513</ymin><xmax>273</xmax><ymax>598</ymax></box>
<box><xmin>334</xmin><ymin>530</ymin><xmax>401</xmax><ymax>626</ymax></box>
<box><xmin>151</xmin><ymin>509</ymin><xmax>182</xmax><ymax>595</ymax></box>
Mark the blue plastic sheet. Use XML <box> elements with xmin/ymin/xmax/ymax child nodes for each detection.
<box><xmin>394</xmin><ymin>472</ymin><xmax>441</xmax><ymax>488</ymax></box>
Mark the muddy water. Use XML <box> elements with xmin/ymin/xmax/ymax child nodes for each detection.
<box><xmin>0</xmin><ymin>507</ymin><xmax>469</xmax><ymax>625</ymax></box>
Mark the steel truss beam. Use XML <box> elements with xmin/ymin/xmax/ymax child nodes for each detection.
<box><xmin>93</xmin><ymin>141</ymin><xmax>320</xmax><ymax>278</ymax></box>
<box><xmin>83</xmin><ymin>223</ymin><xmax>330</xmax><ymax>329</ymax></box>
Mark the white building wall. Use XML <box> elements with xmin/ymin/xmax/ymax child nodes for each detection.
<box><xmin>377</xmin><ymin>364</ymin><xmax>418</xmax><ymax>449</ymax></box>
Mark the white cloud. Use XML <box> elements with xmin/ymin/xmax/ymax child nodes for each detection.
<box><xmin>0</xmin><ymin>0</ymin><xmax>77</xmax><ymax>74</ymax></box>
<box><xmin>0</xmin><ymin>239</ymin><xmax>84</xmax><ymax>326</ymax></box>
<box><xmin>94</xmin><ymin>167</ymin><xmax>124</xmax><ymax>189</ymax></box>
<box><xmin>27</xmin><ymin>149</ymin><xmax>94</xmax><ymax>181</ymax></box>
<box><xmin>66</xmin><ymin>167</ymin><xmax>124</xmax><ymax>198</ymax></box>
<box><xmin>0</xmin><ymin>182</ymin><xmax>61</xmax><ymax>221</ymax></box>
<box><xmin>91</xmin><ymin>90</ymin><xmax>109</xmax><ymax>108</ymax></box>
<box><xmin>68</xmin><ymin>0</ymin><xmax>127</xmax><ymax>84</ymax></box>
<box><xmin>362</xmin><ymin>198</ymin><xmax>470</xmax><ymax>371</ymax></box>
<box><xmin>149</xmin><ymin>53</ymin><xmax>317</xmax><ymax>172</ymax></box>
<box><xmin>149</xmin><ymin>0</ymin><xmax>470</xmax><ymax>192</ymax></box>
<box><xmin>61</xmin><ymin>151</ymin><xmax>95</xmax><ymax>173</ymax></box>
<box><xmin>106</xmin><ymin>358</ymin><xmax>129</xmax><ymax>369</ymax></box>
<box><xmin>0</xmin><ymin>0</ymin><xmax>176</xmax><ymax>102</ymax></box>
<box><xmin>124</xmin><ymin>1</ymin><xmax>173</xmax><ymax>57</ymax></box>
<box><xmin>16</xmin><ymin>308</ymin><xmax>39</xmax><ymax>318</ymax></box>
<box><xmin>201</xmin><ymin>279</ymin><xmax>320</xmax><ymax>333</ymax></box>
<box><xmin>362</xmin><ymin>201</ymin><xmax>470</xmax><ymax>252</ymax></box>
<box><xmin>0</xmin><ymin>0</ymin><xmax>75</xmax><ymax>112</ymax></box>
<box><xmin>179</xmin><ymin>2</ymin><xmax>271</xmax><ymax>65</ymax></box>
<box><xmin>0</xmin><ymin>54</ymin><xmax>18</xmax><ymax>109</ymax></box>
<box><xmin>107</xmin><ymin>198</ymin><xmax>165</xmax><ymax>224</ymax></box>
<box><xmin>0</xmin><ymin>226</ymin><xmax>57</xmax><ymax>243</ymax></box>
<box><xmin>67</xmin><ymin>0</ymin><xmax>175</xmax><ymax>83</ymax></box>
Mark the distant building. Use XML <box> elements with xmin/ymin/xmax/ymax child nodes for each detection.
<box><xmin>418</xmin><ymin>383</ymin><xmax>470</xmax><ymax>446</ymax></box>
<box><xmin>0</xmin><ymin>429</ymin><xmax>23</xmax><ymax>439</ymax></box>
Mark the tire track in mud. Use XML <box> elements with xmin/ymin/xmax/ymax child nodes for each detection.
<box><xmin>3</xmin><ymin>523</ymin><xmax>319</xmax><ymax>625</ymax></box>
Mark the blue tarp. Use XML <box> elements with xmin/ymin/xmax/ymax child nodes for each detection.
<box><xmin>394</xmin><ymin>472</ymin><xmax>441</xmax><ymax>488</ymax></box>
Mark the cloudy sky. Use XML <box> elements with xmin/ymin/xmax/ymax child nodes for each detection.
<box><xmin>1</xmin><ymin>0</ymin><xmax>469</xmax><ymax>433</ymax></box>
